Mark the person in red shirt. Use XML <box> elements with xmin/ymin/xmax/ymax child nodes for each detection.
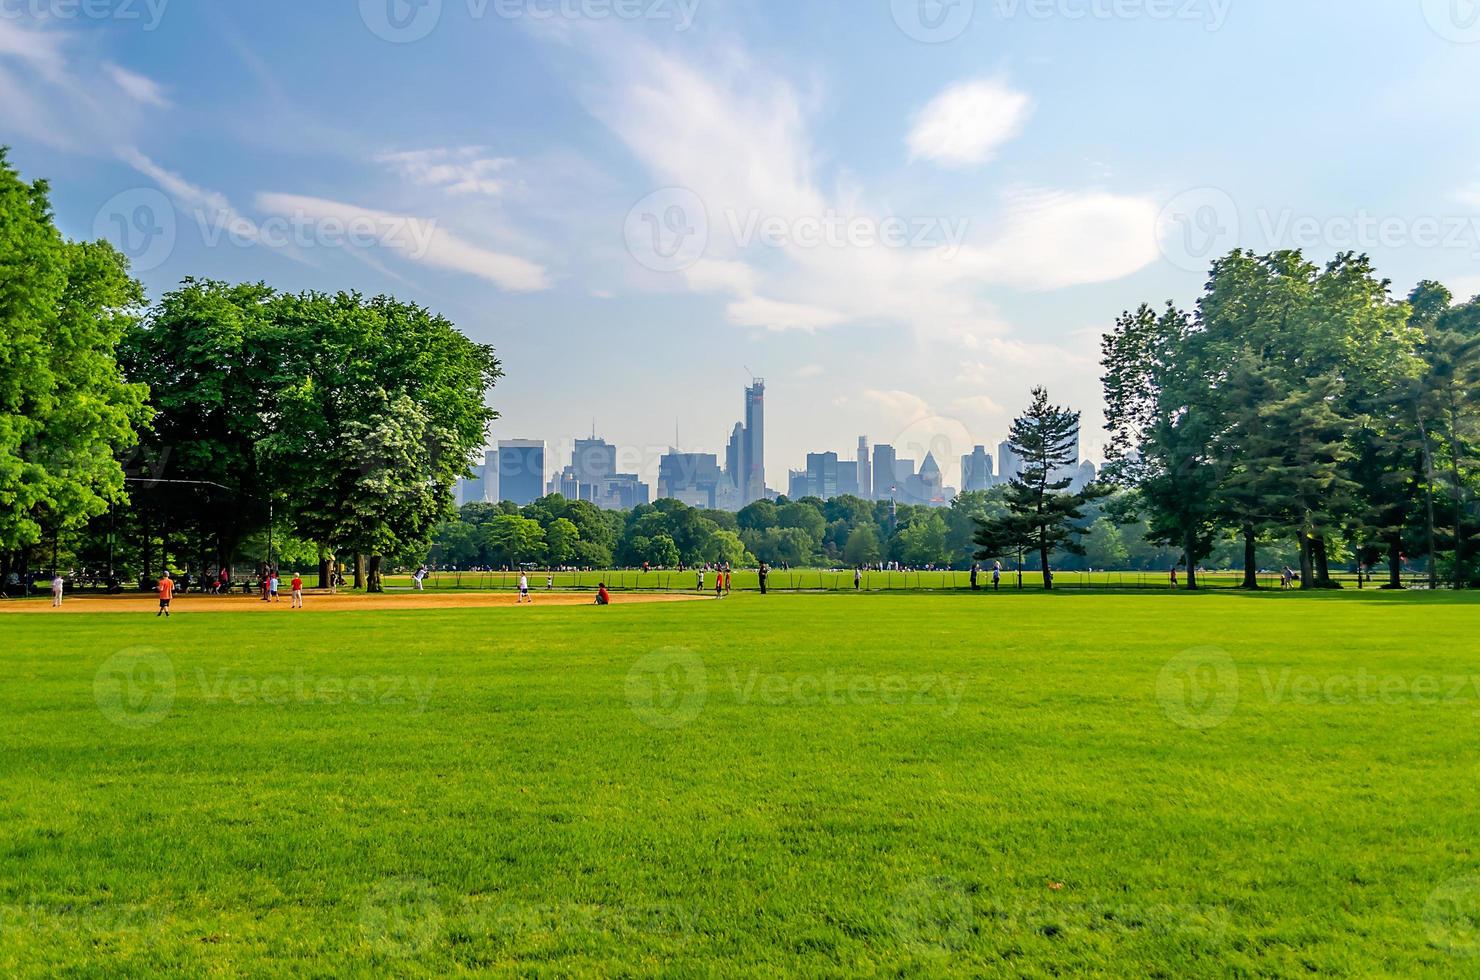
<box><xmin>291</xmin><ymin>573</ymin><xmax>304</xmax><ymax>609</ymax></box>
<box><xmin>595</xmin><ymin>583</ymin><xmax>611</xmax><ymax>606</ymax></box>
<box><xmin>156</xmin><ymin>573</ymin><xmax>174</xmax><ymax>618</ymax></box>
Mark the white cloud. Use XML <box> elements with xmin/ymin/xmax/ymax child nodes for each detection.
<box><xmin>378</xmin><ymin>147</ymin><xmax>514</xmax><ymax>196</ymax></box>
<box><xmin>256</xmin><ymin>192</ymin><xmax>552</xmax><ymax>292</ymax></box>
<box><xmin>863</xmin><ymin>389</ymin><xmax>934</xmax><ymax>421</ymax></box>
<box><xmin>683</xmin><ymin>258</ymin><xmax>759</xmax><ymax>295</ymax></box>
<box><xmin>963</xmin><ymin>189</ymin><xmax>1162</xmax><ymax>290</ymax></box>
<box><xmin>952</xmin><ymin>394</ymin><xmax>1006</xmax><ymax>417</ymax></box>
<box><xmin>908</xmin><ymin>79</ymin><xmax>1033</xmax><ymax>168</ymax></box>
<box><xmin>0</xmin><ymin>22</ymin><xmax>166</xmax><ymax>151</ymax></box>
<box><xmin>106</xmin><ymin>63</ymin><xmax>170</xmax><ymax>107</ymax></box>
<box><xmin>120</xmin><ymin>147</ymin><xmax>267</xmax><ymax>245</ymax></box>
<box><xmin>796</xmin><ymin>364</ymin><xmax>824</xmax><ymax>379</ymax></box>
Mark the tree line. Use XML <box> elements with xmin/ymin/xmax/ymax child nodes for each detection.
<box><xmin>973</xmin><ymin>250</ymin><xmax>1478</xmax><ymax>590</ymax></box>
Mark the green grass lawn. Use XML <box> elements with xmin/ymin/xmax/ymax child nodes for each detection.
<box><xmin>2</xmin><ymin>591</ymin><xmax>1478</xmax><ymax>976</ymax></box>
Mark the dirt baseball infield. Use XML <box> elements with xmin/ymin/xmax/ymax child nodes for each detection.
<box><xmin>0</xmin><ymin>591</ymin><xmax>709</xmax><ymax>615</ymax></box>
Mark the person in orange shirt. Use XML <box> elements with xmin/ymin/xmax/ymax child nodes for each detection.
<box><xmin>290</xmin><ymin>572</ymin><xmax>304</xmax><ymax>609</ymax></box>
<box><xmin>157</xmin><ymin>572</ymin><xmax>174</xmax><ymax>618</ymax></box>
<box><xmin>595</xmin><ymin>582</ymin><xmax>611</xmax><ymax>606</ymax></box>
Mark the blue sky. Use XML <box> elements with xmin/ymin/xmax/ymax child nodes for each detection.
<box><xmin>4</xmin><ymin>0</ymin><xmax>1479</xmax><ymax>489</ymax></box>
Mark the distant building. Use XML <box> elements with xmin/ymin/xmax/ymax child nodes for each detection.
<box><xmin>998</xmin><ymin>440</ymin><xmax>1021</xmax><ymax>483</ymax></box>
<box><xmin>917</xmin><ymin>453</ymin><xmax>946</xmax><ymax>505</ymax></box>
<box><xmin>604</xmin><ymin>474</ymin><xmax>650</xmax><ymax>510</ymax></box>
<box><xmin>1073</xmin><ymin>459</ymin><xmax>1097</xmax><ymax>492</ymax></box>
<box><xmin>872</xmin><ymin>443</ymin><xmax>898</xmax><ymax>499</ymax></box>
<box><xmin>497</xmin><ymin>439</ymin><xmax>545</xmax><ymax>506</ymax></box>
<box><xmin>743</xmin><ymin>380</ymin><xmax>765</xmax><ymax>504</ymax></box>
<box><xmin>838</xmin><ymin>461</ymin><xmax>859</xmax><ymax>497</ymax></box>
<box><xmin>659</xmin><ymin>452</ymin><xmax>723</xmax><ymax>508</ymax></box>
<box><xmin>725</xmin><ymin>423</ymin><xmax>745</xmax><ymax>493</ymax></box>
<box><xmin>805</xmin><ymin>452</ymin><xmax>839</xmax><ymax>500</ymax></box>
<box><xmin>857</xmin><ymin>437</ymin><xmax>871</xmax><ymax>501</ymax></box>
<box><xmin>961</xmin><ymin>445</ymin><xmax>994</xmax><ymax>493</ymax></box>
<box><xmin>787</xmin><ymin>469</ymin><xmax>811</xmax><ymax>500</ymax></box>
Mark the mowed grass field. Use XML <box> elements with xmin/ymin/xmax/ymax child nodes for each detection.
<box><xmin>2</xmin><ymin>592</ymin><xmax>1478</xmax><ymax>976</ymax></box>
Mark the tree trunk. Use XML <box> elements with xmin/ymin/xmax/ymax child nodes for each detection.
<box><xmin>367</xmin><ymin>555</ymin><xmax>384</xmax><ymax>593</ymax></box>
<box><xmin>1313</xmin><ymin>537</ymin><xmax>1332</xmax><ymax>588</ymax></box>
<box><xmin>1419</xmin><ymin>419</ymin><xmax>1440</xmax><ymax>590</ymax></box>
<box><xmin>1038</xmin><ymin>540</ymin><xmax>1052</xmax><ymax>591</ymax></box>
<box><xmin>1241</xmin><ymin>525</ymin><xmax>1258</xmax><ymax>589</ymax></box>
<box><xmin>354</xmin><ymin>554</ymin><xmax>365</xmax><ymax>590</ymax></box>
<box><xmin>1386</xmin><ymin>538</ymin><xmax>1403</xmax><ymax>589</ymax></box>
<box><xmin>317</xmin><ymin>544</ymin><xmax>330</xmax><ymax>590</ymax></box>
<box><xmin>1298</xmin><ymin>533</ymin><xmax>1314</xmax><ymax>590</ymax></box>
<box><xmin>1183</xmin><ymin>528</ymin><xmax>1199</xmax><ymax>591</ymax></box>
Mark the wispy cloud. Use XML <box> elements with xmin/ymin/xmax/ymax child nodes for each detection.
<box><xmin>908</xmin><ymin>79</ymin><xmax>1033</xmax><ymax>168</ymax></box>
<box><xmin>106</xmin><ymin>63</ymin><xmax>170</xmax><ymax>107</ymax></box>
<box><xmin>256</xmin><ymin>192</ymin><xmax>552</xmax><ymax>292</ymax></box>
<box><xmin>377</xmin><ymin>147</ymin><xmax>515</xmax><ymax>196</ymax></box>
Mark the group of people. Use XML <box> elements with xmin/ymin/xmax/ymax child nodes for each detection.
<box><xmin>697</xmin><ymin>566</ymin><xmax>735</xmax><ymax>598</ymax></box>
<box><xmin>966</xmin><ymin>561</ymin><xmax>1004</xmax><ymax>591</ymax></box>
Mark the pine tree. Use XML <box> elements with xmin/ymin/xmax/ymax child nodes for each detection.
<box><xmin>974</xmin><ymin>387</ymin><xmax>1096</xmax><ymax>590</ymax></box>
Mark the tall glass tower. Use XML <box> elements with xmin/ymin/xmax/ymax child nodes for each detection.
<box><xmin>744</xmin><ymin>379</ymin><xmax>765</xmax><ymax>503</ymax></box>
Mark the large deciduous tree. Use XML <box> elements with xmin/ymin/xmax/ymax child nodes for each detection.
<box><xmin>0</xmin><ymin>149</ymin><xmax>148</xmax><ymax>564</ymax></box>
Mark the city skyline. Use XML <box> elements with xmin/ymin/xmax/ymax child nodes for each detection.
<box><xmin>463</xmin><ymin>381</ymin><xmax>1096</xmax><ymax>508</ymax></box>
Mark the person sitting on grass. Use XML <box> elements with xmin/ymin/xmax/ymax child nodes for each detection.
<box><xmin>595</xmin><ymin>583</ymin><xmax>611</xmax><ymax>606</ymax></box>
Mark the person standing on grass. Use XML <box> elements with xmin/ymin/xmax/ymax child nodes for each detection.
<box><xmin>157</xmin><ymin>572</ymin><xmax>174</xmax><ymax>618</ymax></box>
<box><xmin>518</xmin><ymin>572</ymin><xmax>531</xmax><ymax>603</ymax></box>
<box><xmin>51</xmin><ymin>572</ymin><xmax>64</xmax><ymax>608</ymax></box>
<box><xmin>291</xmin><ymin>572</ymin><xmax>304</xmax><ymax>609</ymax></box>
<box><xmin>724</xmin><ymin>567</ymin><xmax>732</xmax><ymax>596</ymax></box>
<box><xmin>547</xmin><ymin>571</ymin><xmax>554</xmax><ymax>591</ymax></box>
<box><xmin>1169</xmin><ymin>566</ymin><xmax>1178</xmax><ymax>589</ymax></box>
<box><xmin>758</xmin><ymin>562</ymin><xmax>769</xmax><ymax>595</ymax></box>
<box><xmin>270</xmin><ymin>571</ymin><xmax>281</xmax><ymax>602</ymax></box>
<box><xmin>715</xmin><ymin>572</ymin><xmax>723</xmax><ymax>599</ymax></box>
<box><xmin>854</xmin><ymin>566</ymin><xmax>862</xmax><ymax>590</ymax></box>
<box><xmin>970</xmin><ymin>562</ymin><xmax>980</xmax><ymax>591</ymax></box>
<box><xmin>992</xmin><ymin>560</ymin><xmax>1002</xmax><ymax>592</ymax></box>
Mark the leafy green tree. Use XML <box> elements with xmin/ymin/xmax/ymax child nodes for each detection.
<box><xmin>1</xmin><ymin>150</ymin><xmax>149</xmax><ymax>563</ymax></box>
<box><xmin>482</xmin><ymin>514</ymin><xmax>546</xmax><ymax>568</ymax></box>
<box><xmin>1084</xmin><ymin>517</ymin><xmax>1129</xmax><ymax>569</ymax></box>
<box><xmin>704</xmin><ymin>528</ymin><xmax>749</xmax><ymax>567</ymax></box>
<box><xmin>843</xmin><ymin>524</ymin><xmax>882</xmax><ymax>566</ymax></box>
<box><xmin>544</xmin><ymin>517</ymin><xmax>581</xmax><ymax>566</ymax></box>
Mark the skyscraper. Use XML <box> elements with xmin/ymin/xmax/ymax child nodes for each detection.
<box><xmin>998</xmin><ymin>440</ymin><xmax>1021</xmax><ymax>482</ymax></box>
<box><xmin>496</xmin><ymin>439</ymin><xmax>545</xmax><ymax>506</ymax></box>
<box><xmin>659</xmin><ymin>452</ymin><xmax>723</xmax><ymax>508</ymax></box>
<box><xmin>857</xmin><ymin>437</ymin><xmax>871</xmax><ymax>500</ymax></box>
<box><xmin>805</xmin><ymin>452</ymin><xmax>839</xmax><ymax>500</ymax></box>
<box><xmin>961</xmin><ymin>445</ymin><xmax>994</xmax><ymax>492</ymax></box>
<box><xmin>743</xmin><ymin>379</ymin><xmax>765</xmax><ymax>503</ymax></box>
<box><xmin>572</xmin><ymin>436</ymin><xmax>617</xmax><ymax>489</ymax></box>
<box><xmin>872</xmin><ymin>443</ymin><xmax>897</xmax><ymax>499</ymax></box>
